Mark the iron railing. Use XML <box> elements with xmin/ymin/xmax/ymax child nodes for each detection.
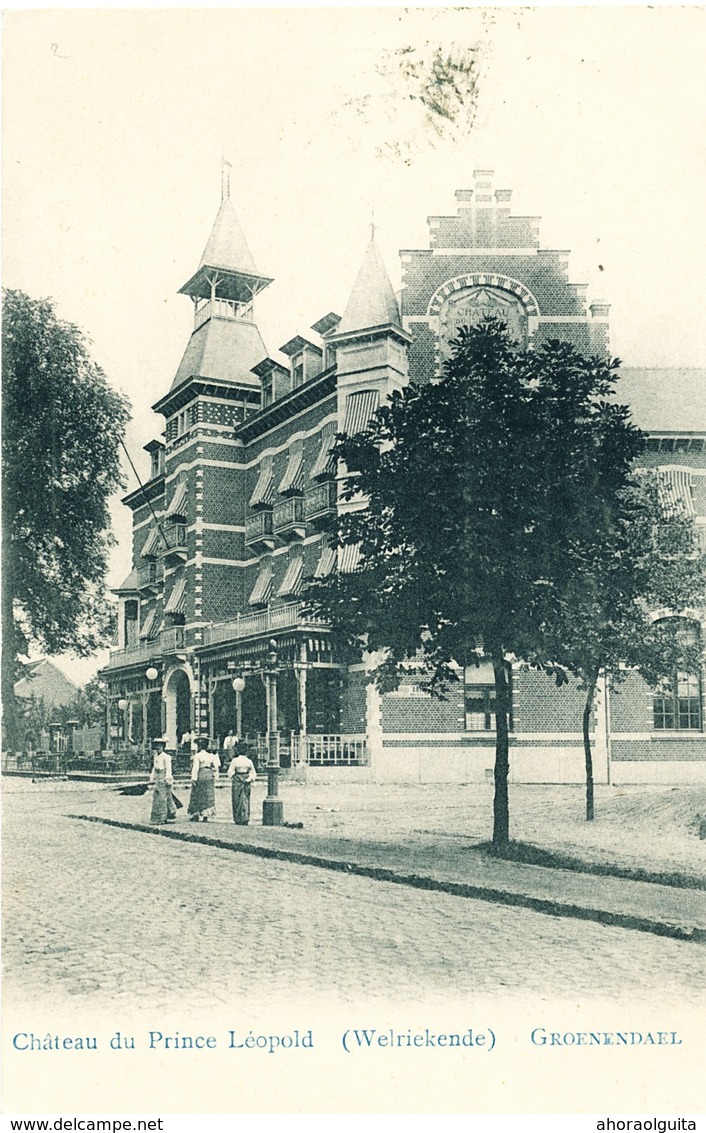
<box><xmin>273</xmin><ymin>496</ymin><xmax>305</xmax><ymax>532</ymax></box>
<box><xmin>160</xmin><ymin>625</ymin><xmax>185</xmax><ymax>653</ymax></box>
<box><xmin>245</xmin><ymin>511</ymin><xmax>273</xmax><ymax>544</ymax></box>
<box><xmin>106</xmin><ymin>640</ymin><xmax>163</xmax><ymax>669</ymax></box>
<box><xmin>291</xmin><ymin>733</ymin><xmax>367</xmax><ymax>766</ymax></box>
<box><xmin>304</xmin><ymin>480</ymin><xmax>337</xmax><ymax>522</ymax></box>
<box><xmin>202</xmin><ymin>602</ymin><xmax>325</xmax><ymax>646</ymax></box>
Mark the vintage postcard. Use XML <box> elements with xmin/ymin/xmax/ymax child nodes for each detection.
<box><xmin>2</xmin><ymin>6</ymin><xmax>705</xmax><ymax>1122</ymax></box>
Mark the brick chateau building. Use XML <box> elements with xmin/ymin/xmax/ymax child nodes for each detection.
<box><xmin>103</xmin><ymin>171</ymin><xmax>706</xmax><ymax>784</ymax></box>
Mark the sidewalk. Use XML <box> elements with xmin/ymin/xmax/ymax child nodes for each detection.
<box><xmin>64</xmin><ymin>778</ymin><xmax>706</xmax><ymax>944</ymax></box>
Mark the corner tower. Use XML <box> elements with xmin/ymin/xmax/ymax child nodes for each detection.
<box><xmin>329</xmin><ymin>230</ymin><xmax>412</xmax><ymax>441</ymax></box>
<box><xmin>150</xmin><ymin>180</ymin><xmax>273</xmax><ymax>743</ymax></box>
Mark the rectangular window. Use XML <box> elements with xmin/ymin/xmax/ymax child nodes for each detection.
<box><xmin>652</xmin><ymin>621</ymin><xmax>703</xmax><ymax>731</ymax></box>
<box><xmin>464</xmin><ymin>661</ymin><xmax>507</xmax><ymax>732</ymax></box>
<box><xmin>465</xmin><ymin>688</ymin><xmax>496</xmax><ymax>731</ymax></box>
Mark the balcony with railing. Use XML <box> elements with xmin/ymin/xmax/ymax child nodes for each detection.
<box><xmin>202</xmin><ymin>601</ymin><xmax>326</xmax><ymax>647</ymax></box>
<box><xmin>245</xmin><ymin>510</ymin><xmax>275</xmax><ymax>550</ymax></box>
<box><xmin>304</xmin><ymin>480</ymin><xmax>337</xmax><ymax>526</ymax></box>
<box><xmin>273</xmin><ymin>496</ymin><xmax>306</xmax><ymax>540</ymax></box>
<box><xmin>106</xmin><ymin>639</ymin><xmax>163</xmax><ymax>671</ymax></box>
<box><xmin>194</xmin><ymin>297</ymin><xmax>253</xmax><ymax>331</ymax></box>
<box><xmin>158</xmin><ymin>524</ymin><xmax>187</xmax><ymax>561</ymax></box>
<box><xmin>137</xmin><ymin>561</ymin><xmax>165</xmax><ymax>590</ymax></box>
<box><xmin>160</xmin><ymin>625</ymin><xmax>186</xmax><ymax>654</ymax></box>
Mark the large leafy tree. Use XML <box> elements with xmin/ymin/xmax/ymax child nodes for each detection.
<box><xmin>307</xmin><ymin>318</ymin><xmax>646</xmax><ymax>847</ymax></box>
<box><xmin>2</xmin><ymin>290</ymin><xmax>130</xmax><ymax>747</ymax></box>
<box><xmin>546</xmin><ymin>472</ymin><xmax>705</xmax><ymax>820</ymax></box>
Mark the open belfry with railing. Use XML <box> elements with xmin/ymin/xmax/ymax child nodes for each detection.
<box><xmin>100</xmin><ymin>169</ymin><xmax>706</xmax><ymax>787</ymax></box>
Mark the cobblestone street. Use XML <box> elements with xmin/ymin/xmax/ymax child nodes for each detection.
<box><xmin>3</xmin><ymin>783</ymin><xmax>705</xmax><ymax>1014</ymax></box>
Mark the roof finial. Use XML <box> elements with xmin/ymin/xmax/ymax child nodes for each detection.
<box><xmin>370</xmin><ymin>209</ymin><xmax>376</xmax><ymax>241</ymax></box>
<box><xmin>221</xmin><ymin>156</ymin><xmax>232</xmax><ymax>202</ymax></box>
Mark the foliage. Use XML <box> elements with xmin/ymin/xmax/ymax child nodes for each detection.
<box><xmin>2</xmin><ymin>289</ymin><xmax>130</xmax><ymax>745</ymax></box>
<box><xmin>543</xmin><ymin>471</ymin><xmax>705</xmax><ymax>818</ymax></box>
<box><xmin>306</xmin><ymin>318</ymin><xmax>647</xmax><ymax>844</ymax></box>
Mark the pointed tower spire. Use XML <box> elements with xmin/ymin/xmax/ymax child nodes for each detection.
<box><xmin>221</xmin><ymin>156</ymin><xmax>232</xmax><ymax>202</ymax></box>
<box><xmin>178</xmin><ymin>189</ymin><xmax>272</xmax><ymax>306</ymax></box>
<box><xmin>331</xmin><ymin>230</ymin><xmax>411</xmax><ymax>437</ymax></box>
<box><xmin>337</xmin><ymin>234</ymin><xmax>402</xmax><ymax>337</ymax></box>
<box><xmin>163</xmin><ymin>185</ymin><xmax>273</xmax><ymax>395</ymax></box>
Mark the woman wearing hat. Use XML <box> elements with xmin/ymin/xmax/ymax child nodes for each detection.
<box><xmin>188</xmin><ymin>735</ymin><xmax>220</xmax><ymax>822</ymax></box>
<box><xmin>148</xmin><ymin>737</ymin><xmax>177</xmax><ymax>825</ymax></box>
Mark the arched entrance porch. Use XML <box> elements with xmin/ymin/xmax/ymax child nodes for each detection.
<box><xmin>163</xmin><ymin>665</ymin><xmax>194</xmax><ymax>752</ymax></box>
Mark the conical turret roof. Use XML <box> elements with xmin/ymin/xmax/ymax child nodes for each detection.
<box><xmin>179</xmin><ymin>194</ymin><xmax>272</xmax><ymax>304</ymax></box>
<box><xmin>198</xmin><ymin>196</ymin><xmax>259</xmax><ymax>277</ymax></box>
<box><xmin>336</xmin><ymin>235</ymin><xmax>402</xmax><ymax>337</ymax></box>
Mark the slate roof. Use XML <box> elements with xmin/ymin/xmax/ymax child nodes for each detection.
<box><xmin>170</xmin><ymin>317</ymin><xmax>266</xmax><ymax>391</ymax></box>
<box><xmin>198</xmin><ymin>196</ymin><xmax>259</xmax><ymax>277</ymax></box>
<box><xmin>336</xmin><ymin>236</ymin><xmax>402</xmax><ymax>336</ymax></box>
<box><xmin>616</xmin><ymin>369</ymin><xmax>706</xmax><ymax>434</ymax></box>
<box><xmin>14</xmin><ymin>659</ymin><xmax>80</xmax><ymax>709</ymax></box>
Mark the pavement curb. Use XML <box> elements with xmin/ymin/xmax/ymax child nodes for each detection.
<box><xmin>68</xmin><ymin>813</ymin><xmax>706</xmax><ymax>945</ymax></box>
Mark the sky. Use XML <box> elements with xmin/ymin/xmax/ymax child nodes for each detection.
<box><xmin>4</xmin><ymin>5</ymin><xmax>706</xmax><ymax>684</ymax></box>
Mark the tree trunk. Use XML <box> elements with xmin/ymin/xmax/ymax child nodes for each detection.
<box><xmin>1</xmin><ymin>570</ymin><xmax>21</xmax><ymax>751</ymax></box>
<box><xmin>491</xmin><ymin>647</ymin><xmax>512</xmax><ymax>847</ymax></box>
<box><xmin>582</xmin><ymin>670</ymin><xmax>599</xmax><ymax>822</ymax></box>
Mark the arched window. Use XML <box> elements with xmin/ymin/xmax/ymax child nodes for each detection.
<box><xmin>652</xmin><ymin>619</ymin><xmax>703</xmax><ymax>731</ymax></box>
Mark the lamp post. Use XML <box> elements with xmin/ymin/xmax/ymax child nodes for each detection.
<box><xmin>231</xmin><ymin>676</ymin><xmax>245</xmax><ymax>738</ymax></box>
<box><xmin>262</xmin><ymin>638</ymin><xmax>284</xmax><ymax>826</ymax></box>
<box><xmin>145</xmin><ymin>667</ymin><xmax>159</xmax><ymax>747</ymax></box>
<box><xmin>117</xmin><ymin>698</ymin><xmax>128</xmax><ymax>745</ymax></box>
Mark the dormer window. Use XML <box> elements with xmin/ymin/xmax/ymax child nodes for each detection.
<box><xmin>310</xmin><ymin>313</ymin><xmax>342</xmax><ymax>370</ymax></box>
<box><xmin>292</xmin><ymin>359</ymin><xmax>305</xmax><ymax>389</ymax></box>
<box><xmin>279</xmin><ymin>335</ymin><xmax>323</xmax><ymax>393</ymax></box>
<box><xmin>324</xmin><ymin>342</ymin><xmax>337</xmax><ymax>371</ymax></box>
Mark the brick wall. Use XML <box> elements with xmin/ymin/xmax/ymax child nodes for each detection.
<box><xmin>610</xmin><ymin>671</ymin><xmax>652</xmax><ymax>732</ymax></box>
<box><xmin>382</xmin><ymin>679</ymin><xmax>465</xmax><ymax>733</ymax></box>
<box><xmin>340</xmin><ymin>669</ymin><xmax>368</xmax><ymax>733</ymax></box>
<box><xmin>199</xmin><ymin>563</ymin><xmax>244</xmax><ymax>623</ymax></box>
<box><xmin>512</xmin><ymin>671</ymin><xmax>587</xmax><ymax>733</ymax></box>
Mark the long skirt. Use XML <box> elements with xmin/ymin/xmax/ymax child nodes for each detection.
<box><xmin>189</xmin><ymin>767</ymin><xmax>216</xmax><ymax>820</ymax></box>
<box><xmin>231</xmin><ymin>777</ymin><xmax>252</xmax><ymax>825</ymax></box>
<box><xmin>150</xmin><ymin>771</ymin><xmax>177</xmax><ymax>824</ymax></box>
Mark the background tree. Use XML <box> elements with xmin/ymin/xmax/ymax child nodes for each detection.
<box><xmin>546</xmin><ymin>471</ymin><xmax>705</xmax><ymax>820</ymax></box>
<box><xmin>307</xmin><ymin>319</ymin><xmax>645</xmax><ymax>847</ymax></box>
<box><xmin>2</xmin><ymin>290</ymin><xmax>130</xmax><ymax>747</ymax></box>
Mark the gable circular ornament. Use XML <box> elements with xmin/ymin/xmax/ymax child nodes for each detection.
<box><xmin>438</xmin><ymin>285</ymin><xmax>529</xmax><ymax>359</ymax></box>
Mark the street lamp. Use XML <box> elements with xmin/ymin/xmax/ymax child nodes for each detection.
<box><xmin>262</xmin><ymin>638</ymin><xmax>284</xmax><ymax>826</ymax></box>
<box><xmin>145</xmin><ymin>666</ymin><xmax>159</xmax><ymax>682</ymax></box>
<box><xmin>231</xmin><ymin>676</ymin><xmax>245</xmax><ymax>737</ymax></box>
<box><xmin>117</xmin><ymin>697</ymin><xmax>128</xmax><ymax>746</ymax></box>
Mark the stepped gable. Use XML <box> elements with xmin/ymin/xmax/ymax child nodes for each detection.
<box><xmin>400</xmin><ymin>170</ymin><xmax>607</xmax><ymax>380</ymax></box>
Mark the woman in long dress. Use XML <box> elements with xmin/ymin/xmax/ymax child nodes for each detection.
<box><xmin>149</xmin><ymin>739</ymin><xmax>177</xmax><ymax>825</ymax></box>
<box><xmin>188</xmin><ymin>736</ymin><xmax>220</xmax><ymax>822</ymax></box>
<box><xmin>227</xmin><ymin>745</ymin><xmax>258</xmax><ymax>825</ymax></box>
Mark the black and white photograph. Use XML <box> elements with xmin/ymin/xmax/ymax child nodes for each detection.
<box><xmin>2</xmin><ymin>5</ymin><xmax>705</xmax><ymax>1121</ymax></box>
